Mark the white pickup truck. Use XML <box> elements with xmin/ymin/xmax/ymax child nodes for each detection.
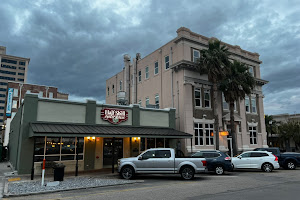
<box><xmin>118</xmin><ymin>148</ymin><xmax>207</xmax><ymax>180</ymax></box>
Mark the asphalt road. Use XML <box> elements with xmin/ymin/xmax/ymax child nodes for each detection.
<box><xmin>4</xmin><ymin>169</ymin><xmax>300</xmax><ymax>200</ymax></box>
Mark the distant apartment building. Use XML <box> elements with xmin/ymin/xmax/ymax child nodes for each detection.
<box><xmin>270</xmin><ymin>113</ymin><xmax>300</xmax><ymax>152</ymax></box>
<box><xmin>106</xmin><ymin>27</ymin><xmax>268</xmax><ymax>154</ymax></box>
<box><xmin>3</xmin><ymin>81</ymin><xmax>69</xmax><ymax>146</ymax></box>
<box><xmin>0</xmin><ymin>46</ymin><xmax>30</xmax><ymax>124</ymax></box>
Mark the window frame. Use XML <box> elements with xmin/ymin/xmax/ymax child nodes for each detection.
<box><xmin>155</xmin><ymin>94</ymin><xmax>159</xmax><ymax>108</ymax></box>
<box><xmin>154</xmin><ymin>61</ymin><xmax>159</xmax><ymax>75</ymax></box>
<box><xmin>204</xmin><ymin>89</ymin><xmax>211</xmax><ymax>108</ymax></box>
<box><xmin>192</xmin><ymin>49</ymin><xmax>200</xmax><ymax>63</ymax></box>
<box><xmin>138</xmin><ymin>70</ymin><xmax>142</xmax><ymax>82</ymax></box>
<box><xmin>120</xmin><ymin>80</ymin><xmax>122</xmax><ymax>91</ymax></box>
<box><xmin>249</xmin><ymin>126</ymin><xmax>257</xmax><ymax>145</ymax></box>
<box><xmin>145</xmin><ymin>66</ymin><xmax>149</xmax><ymax>79</ymax></box>
<box><xmin>165</xmin><ymin>55</ymin><xmax>169</xmax><ymax>70</ymax></box>
<box><xmin>194</xmin><ymin>88</ymin><xmax>201</xmax><ymax>107</ymax></box>
<box><xmin>145</xmin><ymin>97</ymin><xmax>149</xmax><ymax>106</ymax></box>
<box><xmin>251</xmin><ymin>96</ymin><xmax>257</xmax><ymax>113</ymax></box>
<box><xmin>245</xmin><ymin>96</ymin><xmax>250</xmax><ymax>113</ymax></box>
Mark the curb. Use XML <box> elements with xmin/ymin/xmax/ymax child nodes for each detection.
<box><xmin>3</xmin><ymin>180</ymin><xmax>144</xmax><ymax>198</ymax></box>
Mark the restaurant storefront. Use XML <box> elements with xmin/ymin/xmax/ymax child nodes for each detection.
<box><xmin>8</xmin><ymin>94</ymin><xmax>192</xmax><ymax>175</ymax></box>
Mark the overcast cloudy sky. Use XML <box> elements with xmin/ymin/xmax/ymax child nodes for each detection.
<box><xmin>0</xmin><ymin>0</ymin><xmax>299</xmax><ymax>115</ymax></box>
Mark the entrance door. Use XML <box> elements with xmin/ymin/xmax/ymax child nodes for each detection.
<box><xmin>103</xmin><ymin>138</ymin><xmax>123</xmax><ymax>167</ymax></box>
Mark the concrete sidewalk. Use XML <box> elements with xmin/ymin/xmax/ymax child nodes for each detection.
<box><xmin>1</xmin><ymin>166</ymin><xmax>142</xmax><ymax>198</ymax></box>
<box><xmin>0</xmin><ymin>161</ymin><xmax>16</xmax><ymax>199</ymax></box>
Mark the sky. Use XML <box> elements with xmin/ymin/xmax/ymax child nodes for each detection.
<box><xmin>0</xmin><ymin>0</ymin><xmax>299</xmax><ymax>115</ymax></box>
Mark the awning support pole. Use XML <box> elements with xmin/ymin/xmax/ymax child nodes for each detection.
<box><xmin>31</xmin><ymin>137</ymin><xmax>36</xmax><ymax>180</ymax></box>
<box><xmin>191</xmin><ymin>138</ymin><xmax>193</xmax><ymax>154</ymax></box>
<box><xmin>75</xmin><ymin>137</ymin><xmax>79</xmax><ymax>176</ymax></box>
<box><xmin>112</xmin><ymin>137</ymin><xmax>115</xmax><ymax>173</ymax></box>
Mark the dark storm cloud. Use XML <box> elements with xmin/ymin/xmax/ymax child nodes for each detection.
<box><xmin>0</xmin><ymin>0</ymin><xmax>299</xmax><ymax>114</ymax></box>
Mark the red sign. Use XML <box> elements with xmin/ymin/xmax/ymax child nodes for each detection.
<box><xmin>101</xmin><ymin>108</ymin><xmax>128</xmax><ymax>124</ymax></box>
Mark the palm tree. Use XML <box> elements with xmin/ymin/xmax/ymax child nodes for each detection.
<box><xmin>219</xmin><ymin>60</ymin><xmax>255</xmax><ymax>155</ymax></box>
<box><xmin>196</xmin><ymin>39</ymin><xmax>230</xmax><ymax>150</ymax></box>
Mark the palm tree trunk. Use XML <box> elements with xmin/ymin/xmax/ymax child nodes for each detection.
<box><xmin>213</xmin><ymin>83</ymin><xmax>219</xmax><ymax>150</ymax></box>
<box><xmin>230</xmin><ymin>101</ymin><xmax>238</xmax><ymax>156</ymax></box>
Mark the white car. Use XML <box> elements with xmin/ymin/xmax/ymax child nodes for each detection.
<box><xmin>232</xmin><ymin>151</ymin><xmax>280</xmax><ymax>172</ymax></box>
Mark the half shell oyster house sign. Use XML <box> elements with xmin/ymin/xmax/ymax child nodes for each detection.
<box><xmin>101</xmin><ymin>108</ymin><xmax>128</xmax><ymax>124</ymax></box>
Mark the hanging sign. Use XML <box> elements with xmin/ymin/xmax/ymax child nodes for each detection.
<box><xmin>6</xmin><ymin>88</ymin><xmax>13</xmax><ymax>117</ymax></box>
<box><xmin>101</xmin><ymin>108</ymin><xmax>128</xmax><ymax>124</ymax></box>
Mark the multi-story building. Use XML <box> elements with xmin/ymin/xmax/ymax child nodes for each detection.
<box><xmin>106</xmin><ymin>27</ymin><xmax>268</xmax><ymax>154</ymax></box>
<box><xmin>3</xmin><ymin>81</ymin><xmax>69</xmax><ymax>146</ymax></box>
<box><xmin>270</xmin><ymin>113</ymin><xmax>300</xmax><ymax>152</ymax></box>
<box><xmin>0</xmin><ymin>46</ymin><xmax>30</xmax><ymax>124</ymax></box>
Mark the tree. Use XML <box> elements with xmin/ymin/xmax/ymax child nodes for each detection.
<box><xmin>277</xmin><ymin>121</ymin><xmax>300</xmax><ymax>151</ymax></box>
<box><xmin>196</xmin><ymin>39</ymin><xmax>230</xmax><ymax>150</ymax></box>
<box><xmin>219</xmin><ymin>60</ymin><xmax>255</xmax><ymax>155</ymax></box>
<box><xmin>265</xmin><ymin>115</ymin><xmax>275</xmax><ymax>146</ymax></box>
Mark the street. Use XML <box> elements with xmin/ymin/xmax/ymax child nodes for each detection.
<box><xmin>4</xmin><ymin>168</ymin><xmax>300</xmax><ymax>200</ymax></box>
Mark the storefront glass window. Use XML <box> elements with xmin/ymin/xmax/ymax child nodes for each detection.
<box><xmin>46</xmin><ymin>137</ymin><xmax>60</xmax><ymax>155</ymax></box>
<box><xmin>140</xmin><ymin>138</ymin><xmax>146</xmax><ymax>151</ymax></box>
<box><xmin>34</xmin><ymin>137</ymin><xmax>45</xmax><ymax>155</ymax></box>
<box><xmin>147</xmin><ymin>138</ymin><xmax>155</xmax><ymax>149</ymax></box>
<box><xmin>61</xmin><ymin>138</ymin><xmax>75</xmax><ymax>154</ymax></box>
<box><xmin>156</xmin><ymin>138</ymin><xmax>164</xmax><ymax>148</ymax></box>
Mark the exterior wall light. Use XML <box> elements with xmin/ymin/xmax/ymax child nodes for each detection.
<box><xmin>87</xmin><ymin>136</ymin><xmax>91</xmax><ymax>140</ymax></box>
<box><xmin>92</xmin><ymin>136</ymin><xmax>95</xmax><ymax>140</ymax></box>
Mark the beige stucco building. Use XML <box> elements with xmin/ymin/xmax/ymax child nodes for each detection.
<box><xmin>106</xmin><ymin>27</ymin><xmax>268</xmax><ymax>154</ymax></box>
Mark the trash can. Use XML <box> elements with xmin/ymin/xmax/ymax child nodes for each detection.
<box><xmin>53</xmin><ymin>163</ymin><xmax>65</xmax><ymax>181</ymax></box>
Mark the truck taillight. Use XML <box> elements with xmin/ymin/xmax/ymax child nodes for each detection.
<box><xmin>201</xmin><ymin>160</ymin><xmax>207</xmax><ymax>166</ymax></box>
<box><xmin>274</xmin><ymin>155</ymin><xmax>278</xmax><ymax>161</ymax></box>
<box><xmin>225</xmin><ymin>157</ymin><xmax>231</xmax><ymax>161</ymax></box>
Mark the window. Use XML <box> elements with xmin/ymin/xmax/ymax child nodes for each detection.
<box><xmin>19</xmin><ymin>61</ymin><xmax>26</xmax><ymax>66</ymax></box>
<box><xmin>18</xmin><ymin>78</ymin><xmax>24</xmax><ymax>81</ymax></box>
<box><xmin>107</xmin><ymin>87</ymin><xmax>109</xmax><ymax>96</ymax></box>
<box><xmin>112</xmin><ymin>85</ymin><xmax>114</xmax><ymax>93</ymax></box>
<box><xmin>154</xmin><ymin>62</ymin><xmax>159</xmax><ymax>75</ymax></box>
<box><xmin>0</xmin><ymin>100</ymin><xmax>5</xmax><ymax>104</ymax></box>
<box><xmin>34</xmin><ymin>137</ymin><xmax>84</xmax><ymax>162</ymax></box>
<box><xmin>240</xmin><ymin>152</ymin><xmax>251</xmax><ymax>158</ymax></box>
<box><xmin>1</xmin><ymin>59</ymin><xmax>17</xmax><ymax>64</ymax></box>
<box><xmin>194</xmin><ymin>123</ymin><xmax>204</xmax><ymax>145</ymax></box>
<box><xmin>155</xmin><ymin>150</ymin><xmax>171</xmax><ymax>158</ymax></box>
<box><xmin>245</xmin><ymin>96</ymin><xmax>250</xmax><ymax>113</ymax></box>
<box><xmin>12</xmin><ymin>100</ymin><xmax>18</xmax><ymax>109</ymax></box>
<box><xmin>142</xmin><ymin>150</ymin><xmax>156</xmax><ymax>159</ymax></box>
<box><xmin>0</xmin><ymin>88</ymin><xmax>6</xmax><ymax>92</ymax></box>
<box><xmin>0</xmin><ymin>113</ymin><xmax>3</xmax><ymax>116</ymax></box>
<box><xmin>13</xmin><ymin>89</ymin><xmax>18</xmax><ymax>97</ymax></box>
<box><xmin>194</xmin><ymin>123</ymin><xmax>214</xmax><ymax>146</ymax></box>
<box><xmin>248</xmin><ymin>66</ymin><xmax>254</xmax><ymax>77</ymax></box>
<box><xmin>38</xmin><ymin>91</ymin><xmax>43</xmax><ymax>97</ymax></box>
<box><xmin>251</xmin><ymin>97</ymin><xmax>257</xmax><ymax>113</ymax></box>
<box><xmin>193</xmin><ymin>49</ymin><xmax>200</xmax><ymax>62</ymax></box>
<box><xmin>49</xmin><ymin>92</ymin><xmax>53</xmax><ymax>98</ymax></box>
<box><xmin>249</xmin><ymin>126</ymin><xmax>257</xmax><ymax>144</ymax></box>
<box><xmin>18</xmin><ymin>73</ymin><xmax>24</xmax><ymax>76</ymax></box>
<box><xmin>0</xmin><ymin>70</ymin><xmax>16</xmax><ymax>75</ymax></box>
<box><xmin>19</xmin><ymin>67</ymin><xmax>25</xmax><ymax>70</ymax></box>
<box><xmin>145</xmin><ymin>66</ymin><xmax>149</xmax><ymax>79</ymax></box>
<box><xmin>205</xmin><ymin>124</ymin><xmax>214</xmax><ymax>145</ymax></box>
<box><xmin>145</xmin><ymin>97</ymin><xmax>149</xmax><ymax>106</ymax></box>
<box><xmin>222</xmin><ymin>93</ymin><xmax>229</xmax><ymax>110</ymax></box>
<box><xmin>194</xmin><ymin>88</ymin><xmax>201</xmax><ymax>107</ymax></box>
<box><xmin>138</xmin><ymin>71</ymin><xmax>141</xmax><ymax>82</ymax></box>
<box><xmin>155</xmin><ymin>94</ymin><xmax>159</xmax><ymax>108</ymax></box>
<box><xmin>0</xmin><ymin>76</ymin><xmax>15</xmax><ymax>81</ymax></box>
<box><xmin>119</xmin><ymin>80</ymin><xmax>122</xmax><ymax>91</ymax></box>
<box><xmin>0</xmin><ymin>82</ymin><xmax>7</xmax><ymax>86</ymax></box>
<box><xmin>204</xmin><ymin>89</ymin><xmax>210</xmax><ymax>108</ymax></box>
<box><xmin>165</xmin><ymin>56</ymin><xmax>169</xmax><ymax>69</ymax></box>
<box><xmin>0</xmin><ymin>94</ymin><xmax>5</xmax><ymax>98</ymax></box>
<box><xmin>1</xmin><ymin>64</ymin><xmax>16</xmax><ymax>69</ymax></box>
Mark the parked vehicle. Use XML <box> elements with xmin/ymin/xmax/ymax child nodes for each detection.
<box><xmin>232</xmin><ymin>151</ymin><xmax>280</xmax><ymax>172</ymax></box>
<box><xmin>191</xmin><ymin>150</ymin><xmax>233</xmax><ymax>175</ymax></box>
<box><xmin>118</xmin><ymin>148</ymin><xmax>207</xmax><ymax>180</ymax></box>
<box><xmin>253</xmin><ymin>147</ymin><xmax>300</xmax><ymax>170</ymax></box>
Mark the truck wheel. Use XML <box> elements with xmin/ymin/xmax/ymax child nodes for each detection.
<box><xmin>262</xmin><ymin>163</ymin><xmax>273</xmax><ymax>172</ymax></box>
<box><xmin>215</xmin><ymin>166</ymin><xmax>224</xmax><ymax>175</ymax></box>
<box><xmin>121</xmin><ymin>166</ymin><xmax>135</xmax><ymax>179</ymax></box>
<box><xmin>286</xmin><ymin>161</ymin><xmax>296</xmax><ymax>170</ymax></box>
<box><xmin>181</xmin><ymin>166</ymin><xmax>195</xmax><ymax>180</ymax></box>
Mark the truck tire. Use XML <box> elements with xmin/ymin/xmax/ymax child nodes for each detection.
<box><xmin>180</xmin><ymin>166</ymin><xmax>195</xmax><ymax>180</ymax></box>
<box><xmin>215</xmin><ymin>165</ymin><xmax>224</xmax><ymax>175</ymax></box>
<box><xmin>262</xmin><ymin>163</ymin><xmax>273</xmax><ymax>172</ymax></box>
<box><xmin>285</xmin><ymin>161</ymin><xmax>296</xmax><ymax>170</ymax></box>
<box><xmin>121</xmin><ymin>166</ymin><xmax>135</xmax><ymax>179</ymax></box>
